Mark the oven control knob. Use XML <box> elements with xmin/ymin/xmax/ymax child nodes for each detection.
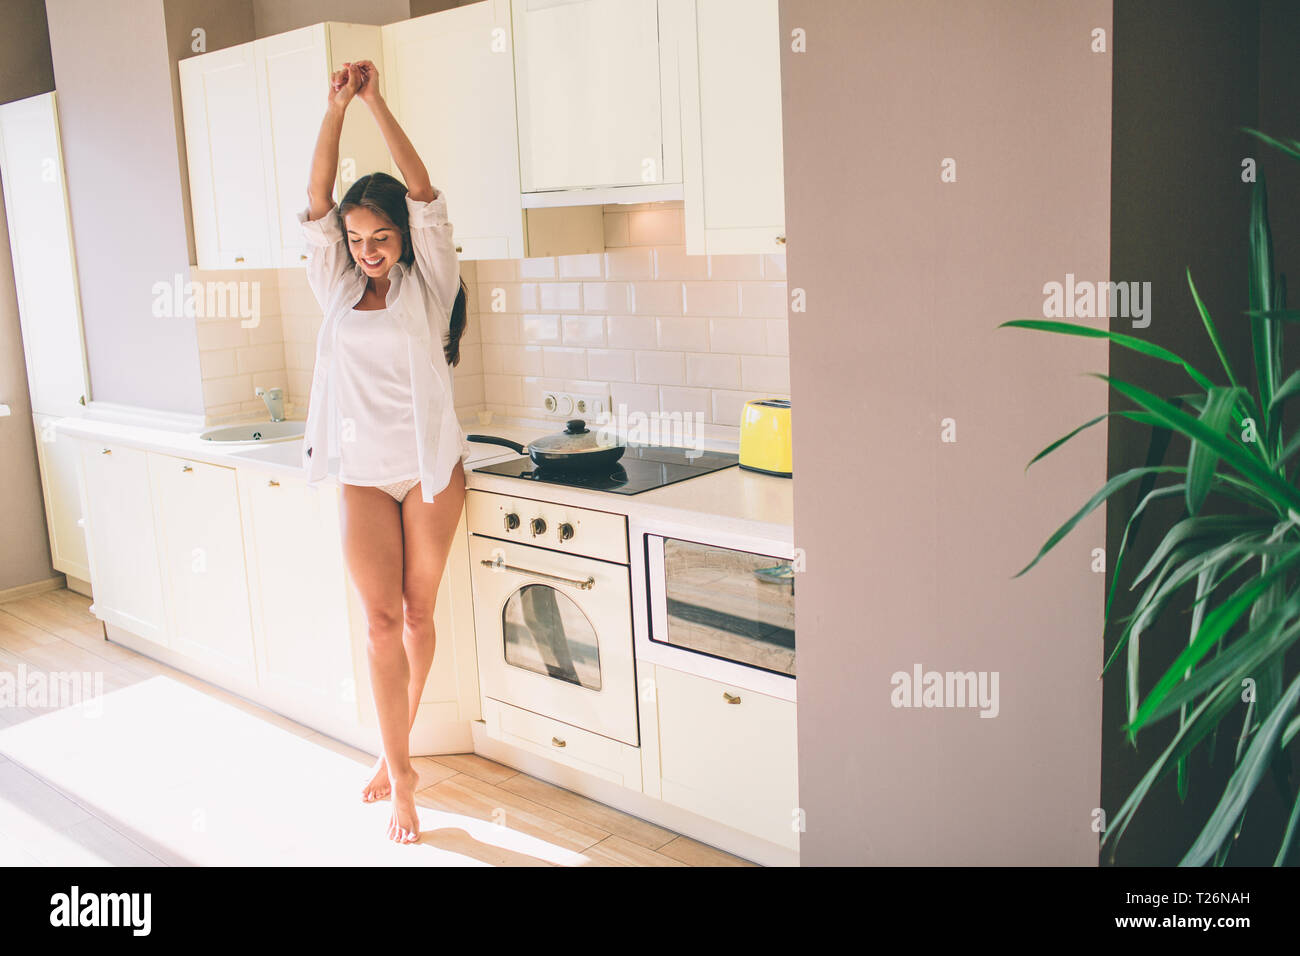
<box><xmin>504</xmin><ymin>512</ymin><xmax>520</xmax><ymax>531</ymax></box>
<box><xmin>530</xmin><ymin>517</ymin><xmax>547</xmax><ymax>536</ymax></box>
<box><xmin>557</xmin><ymin>522</ymin><xmax>574</xmax><ymax>542</ymax></box>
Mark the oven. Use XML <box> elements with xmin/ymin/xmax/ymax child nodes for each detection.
<box><xmin>632</xmin><ymin>517</ymin><xmax>796</xmax><ymax>701</ymax></box>
<box><xmin>466</xmin><ymin>490</ymin><xmax>639</xmax><ymax>746</ymax></box>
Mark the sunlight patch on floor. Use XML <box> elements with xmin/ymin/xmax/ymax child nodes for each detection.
<box><xmin>0</xmin><ymin>676</ymin><xmax>582</xmax><ymax>866</ymax></box>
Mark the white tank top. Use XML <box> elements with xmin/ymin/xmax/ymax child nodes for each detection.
<box><xmin>332</xmin><ymin>306</ymin><xmax>421</xmax><ymax>484</ymax></box>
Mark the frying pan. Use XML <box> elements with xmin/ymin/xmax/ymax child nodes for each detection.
<box><xmin>467</xmin><ymin>419</ymin><xmax>625</xmax><ymax>473</ymax></box>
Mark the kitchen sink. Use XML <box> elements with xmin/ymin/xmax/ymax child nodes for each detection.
<box><xmin>199</xmin><ymin>421</ymin><xmax>305</xmax><ymax>443</ymax></box>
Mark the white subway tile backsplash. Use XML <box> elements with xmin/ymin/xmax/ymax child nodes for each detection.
<box><xmin>737</xmin><ymin>281</ymin><xmax>788</xmax><ymax>318</ymax></box>
<box><xmin>653</xmin><ymin>244</ymin><xmax>709</xmax><ymax>280</ymax></box>
<box><xmin>582</xmin><ymin>281</ymin><xmax>634</xmax><ymax>313</ymax></box>
<box><xmin>561</xmin><ymin>314</ymin><xmax>605</xmax><ymax>346</ymax></box>
<box><xmin>585</xmin><ymin>348</ymin><xmax>636</xmax><ymax>382</ymax></box>
<box><xmin>635</xmin><ymin>350</ymin><xmax>684</xmax><ymax>385</ymax></box>
<box><xmin>610</xmin><ymin>381</ymin><xmax>659</xmax><ymax>416</ymax></box>
<box><xmin>481</xmin><ymin>312</ymin><xmax>520</xmax><ymax>344</ymax></box>
<box><xmin>630</xmin><ymin>281</ymin><xmax>684</xmax><ymax>315</ymax></box>
<box><xmin>659</xmin><ymin>385</ymin><xmax>711</xmax><ymax>417</ymax></box>
<box><xmin>708</xmin><ymin>317</ymin><xmax>765</xmax><ymax>353</ymax></box>
<box><xmin>765</xmin><ymin>318</ymin><xmax>789</xmax><ymax>355</ymax></box>
<box><xmin>542</xmin><ymin>346</ymin><xmax>587</xmax><ymax>379</ymax></box>
<box><xmin>475</xmin><ymin>258</ymin><xmax>517</xmax><ymax>282</ymax></box>
<box><xmin>741</xmin><ymin>354</ymin><xmax>791</xmax><ymax>392</ymax></box>
<box><xmin>707</xmin><ymin>254</ymin><xmax>763</xmax><ymax>281</ymax></box>
<box><xmin>521</xmin><ymin>314</ymin><xmax>560</xmax><ymax>342</ymax></box>
<box><xmin>656</xmin><ymin>316</ymin><xmax>709</xmax><ymax>351</ymax></box>
<box><xmin>606</xmin><ymin>314</ymin><xmax>658</xmax><ymax>349</ymax></box>
<box><xmin>762</xmin><ymin>253</ymin><xmax>787</xmax><ymax>279</ymax></box>
<box><xmin>603</xmin><ymin>211</ymin><xmax>630</xmax><ymax>247</ymax></box>
<box><xmin>557</xmin><ymin>253</ymin><xmax>604</xmax><ymax>278</ymax></box>
<box><xmin>685</xmin><ymin>352</ymin><xmax>740</xmax><ymax>388</ymax></box>
<box><xmin>519</xmin><ymin>256</ymin><xmax>557</xmax><ymax>279</ymax></box>
<box><xmin>236</xmin><ymin>343</ymin><xmax>286</xmax><ymax>375</ymax></box>
<box><xmin>538</xmin><ymin>282</ymin><xmax>582</xmax><ymax>311</ymax></box>
<box><xmin>604</xmin><ymin>247</ymin><xmax>655</xmax><ymax>280</ymax></box>
<box><xmin>682</xmin><ymin>281</ymin><xmax>739</xmax><ymax>316</ymax></box>
<box><xmin>627</xmin><ymin>207</ymin><xmax>682</xmax><ymax>245</ymax></box>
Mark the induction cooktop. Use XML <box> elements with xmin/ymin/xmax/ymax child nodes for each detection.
<box><xmin>471</xmin><ymin>443</ymin><xmax>739</xmax><ymax>495</ymax></box>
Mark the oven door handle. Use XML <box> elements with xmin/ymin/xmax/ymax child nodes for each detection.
<box><xmin>478</xmin><ymin>555</ymin><xmax>596</xmax><ymax>590</ymax></box>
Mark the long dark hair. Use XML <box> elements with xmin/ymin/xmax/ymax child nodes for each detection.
<box><xmin>338</xmin><ymin>171</ymin><xmax>469</xmax><ymax>367</ymax></box>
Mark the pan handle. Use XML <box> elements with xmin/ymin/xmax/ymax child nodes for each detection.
<box><xmin>467</xmin><ymin>434</ymin><xmax>527</xmax><ymax>454</ymax></box>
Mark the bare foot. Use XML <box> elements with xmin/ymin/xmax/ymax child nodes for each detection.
<box><xmin>361</xmin><ymin>755</ymin><xmax>390</xmax><ymax>803</ymax></box>
<box><xmin>388</xmin><ymin>765</ymin><xmax>421</xmax><ymax>844</ymax></box>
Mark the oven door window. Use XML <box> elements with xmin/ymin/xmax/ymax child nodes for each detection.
<box><xmin>502</xmin><ymin>583</ymin><xmax>602</xmax><ymax>690</ymax></box>
<box><xmin>660</xmin><ymin>538</ymin><xmax>796</xmax><ymax>676</ymax></box>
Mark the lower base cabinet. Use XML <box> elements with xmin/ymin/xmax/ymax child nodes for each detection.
<box><xmin>653</xmin><ymin>663</ymin><xmax>800</xmax><ymax>851</ymax></box>
<box><xmin>33</xmin><ymin>414</ymin><xmax>90</xmax><ymax>581</ymax></box>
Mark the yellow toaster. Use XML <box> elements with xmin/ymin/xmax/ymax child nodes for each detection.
<box><xmin>739</xmin><ymin>398</ymin><xmax>792</xmax><ymax>477</ymax></box>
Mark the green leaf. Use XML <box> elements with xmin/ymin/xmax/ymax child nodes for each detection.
<box><xmin>1128</xmin><ymin>548</ymin><xmax>1300</xmax><ymax>734</ymax></box>
<box><xmin>1188</xmin><ymin>269</ymin><xmax>1243</xmax><ymax>394</ymax></box>
<box><xmin>999</xmin><ymin>319</ymin><xmax>1217</xmax><ymax>393</ymax></box>
<box><xmin>1180</xmin><ymin>671</ymin><xmax>1300</xmax><ymax>866</ymax></box>
<box><xmin>1241</xmin><ymin>126</ymin><xmax>1300</xmax><ymax>163</ymax></box>
<box><xmin>1025</xmin><ymin>410</ymin><xmax>1160</xmax><ymax>471</ymax></box>
<box><xmin>1012</xmin><ymin>465</ymin><xmax>1187</xmax><ymax>579</ymax></box>
<box><xmin>1247</xmin><ymin>178</ymin><xmax>1279</xmax><ymax>431</ymax></box>
<box><xmin>1187</xmin><ymin>387</ymin><xmax>1244</xmax><ymax>514</ymax></box>
<box><xmin>1276</xmin><ymin>786</ymin><xmax>1300</xmax><ymax>866</ymax></box>
<box><xmin>1097</xmin><ymin>374</ymin><xmax>1300</xmax><ymax>513</ymax></box>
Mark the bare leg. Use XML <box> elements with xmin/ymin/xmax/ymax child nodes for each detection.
<box><xmin>339</xmin><ymin>482</ymin><xmax>419</xmax><ymax>843</ymax></box>
<box><xmin>362</xmin><ymin>459</ymin><xmax>468</xmax><ymax>808</ymax></box>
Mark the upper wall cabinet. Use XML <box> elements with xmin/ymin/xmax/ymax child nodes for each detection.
<box><xmin>179</xmin><ymin>23</ymin><xmax>385</xmax><ymax>270</ymax></box>
<box><xmin>680</xmin><ymin>0</ymin><xmax>786</xmax><ymax>254</ymax></box>
<box><xmin>381</xmin><ymin>1</ymin><xmax>526</xmax><ymax>259</ymax></box>
<box><xmin>511</xmin><ymin>0</ymin><xmax>689</xmax><ymax>205</ymax></box>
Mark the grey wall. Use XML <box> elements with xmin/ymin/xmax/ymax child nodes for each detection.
<box><xmin>1104</xmin><ymin>0</ymin><xmax>1300</xmax><ymax>866</ymax></box>
<box><xmin>0</xmin><ymin>0</ymin><xmax>58</xmax><ymax>590</ymax></box>
<box><xmin>784</xmin><ymin>0</ymin><xmax>1113</xmax><ymax>864</ymax></box>
<box><xmin>253</xmin><ymin>0</ymin><xmax>410</xmax><ymax>37</ymax></box>
<box><xmin>45</xmin><ymin>0</ymin><xmax>205</xmax><ymax>414</ymax></box>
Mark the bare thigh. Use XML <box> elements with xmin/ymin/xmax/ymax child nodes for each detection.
<box><xmin>400</xmin><ymin>458</ymin><xmax>468</xmax><ymax>619</ymax></box>
<box><xmin>339</xmin><ymin>483</ymin><xmax>405</xmax><ymax>633</ymax></box>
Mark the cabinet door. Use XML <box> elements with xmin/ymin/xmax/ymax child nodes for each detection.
<box><xmin>382</xmin><ymin>2</ymin><xmax>526</xmax><ymax>259</ymax></box>
<box><xmin>681</xmin><ymin>0</ymin><xmax>786</xmax><ymax>254</ymax></box>
<box><xmin>179</xmin><ymin>42</ymin><xmax>273</xmax><ymax>269</ymax></box>
<box><xmin>256</xmin><ymin>23</ymin><xmax>388</xmax><ymax>266</ymax></box>
<box><xmin>149</xmin><ymin>455</ymin><xmax>256</xmax><ymax>678</ymax></box>
<box><xmin>511</xmin><ymin>0</ymin><xmax>669</xmax><ymax>192</ymax></box>
<box><xmin>0</xmin><ymin>93</ymin><xmax>90</xmax><ymax>416</ymax></box>
<box><xmin>239</xmin><ymin>472</ymin><xmax>356</xmax><ymax>721</ymax></box>
<box><xmin>419</xmin><ymin>506</ymin><xmax>479</xmax><ymax>719</ymax></box>
<box><xmin>33</xmin><ymin>414</ymin><xmax>89</xmax><ymax>581</ymax></box>
<box><xmin>654</xmin><ymin>664</ymin><xmax>799</xmax><ymax>850</ymax></box>
<box><xmin>78</xmin><ymin>443</ymin><xmax>168</xmax><ymax>645</ymax></box>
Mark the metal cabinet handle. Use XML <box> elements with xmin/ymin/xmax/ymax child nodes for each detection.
<box><xmin>775</xmin><ymin>235</ymin><xmax>786</xmax><ymax>245</ymax></box>
<box><xmin>267</xmin><ymin>479</ymin><xmax>279</xmax><ymax>487</ymax></box>
<box><xmin>455</xmin><ymin>245</ymin><xmax>463</xmax><ymax>253</ymax></box>
<box><xmin>100</xmin><ymin>448</ymin><xmax>111</xmax><ymax>455</ymax></box>
<box><xmin>234</xmin><ymin>255</ymin><xmax>245</xmax><ymax>263</ymax></box>
<box><xmin>478</xmin><ymin>555</ymin><xmax>594</xmax><ymax>590</ymax></box>
<box><xmin>181</xmin><ymin>464</ymin><xmax>193</xmax><ymax>472</ymax></box>
<box><xmin>551</xmin><ymin>736</ymin><xmax>566</xmax><ymax>748</ymax></box>
<box><xmin>723</xmin><ymin>692</ymin><xmax>741</xmax><ymax>704</ymax></box>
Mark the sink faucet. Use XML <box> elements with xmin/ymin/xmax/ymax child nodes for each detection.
<box><xmin>255</xmin><ymin>386</ymin><xmax>285</xmax><ymax>422</ymax></box>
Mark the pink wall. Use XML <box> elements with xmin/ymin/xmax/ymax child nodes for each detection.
<box><xmin>783</xmin><ymin>0</ymin><xmax>1112</xmax><ymax>864</ymax></box>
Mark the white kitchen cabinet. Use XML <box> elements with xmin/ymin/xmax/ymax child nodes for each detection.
<box><xmin>178</xmin><ymin>42</ymin><xmax>273</xmax><ymax>269</ymax></box>
<box><xmin>653</xmin><ymin>663</ymin><xmax>799</xmax><ymax>850</ymax></box>
<box><xmin>179</xmin><ymin>23</ymin><xmax>385</xmax><ymax>270</ymax></box>
<box><xmin>32</xmin><ymin>414</ymin><xmax>90</xmax><ymax>583</ymax></box>
<box><xmin>381</xmin><ymin>3</ymin><xmax>602</xmax><ymax>258</ymax></box>
<box><xmin>77</xmin><ymin>443</ymin><xmax>168</xmax><ymax>646</ymax></box>
<box><xmin>255</xmin><ymin>23</ymin><xmax>389</xmax><ymax>266</ymax></box>
<box><xmin>510</xmin><ymin>0</ymin><xmax>687</xmax><ymax>200</ymax></box>
<box><xmin>680</xmin><ymin>0</ymin><xmax>786</xmax><ymax>254</ymax></box>
<box><xmin>0</xmin><ymin>92</ymin><xmax>92</xmax><ymax>417</ymax></box>
<box><xmin>148</xmin><ymin>454</ymin><xmax>256</xmax><ymax>679</ymax></box>
<box><xmin>237</xmin><ymin>471</ymin><xmax>358</xmax><ymax>727</ymax></box>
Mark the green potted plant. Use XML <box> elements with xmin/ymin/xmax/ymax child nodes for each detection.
<box><xmin>1001</xmin><ymin>129</ymin><xmax>1300</xmax><ymax>866</ymax></box>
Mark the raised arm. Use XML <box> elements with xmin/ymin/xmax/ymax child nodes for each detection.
<box><xmin>351</xmin><ymin>60</ymin><xmax>434</xmax><ymax>202</ymax></box>
<box><xmin>307</xmin><ymin>63</ymin><xmax>361</xmax><ymax>219</ymax></box>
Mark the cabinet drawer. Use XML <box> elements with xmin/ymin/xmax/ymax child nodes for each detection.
<box><xmin>484</xmin><ymin>697</ymin><xmax>641</xmax><ymax>789</ymax></box>
<box><xmin>654</xmin><ymin>664</ymin><xmax>799</xmax><ymax>850</ymax></box>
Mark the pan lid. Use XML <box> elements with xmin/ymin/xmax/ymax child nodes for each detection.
<box><xmin>529</xmin><ymin>419</ymin><xmax>622</xmax><ymax>455</ymax></box>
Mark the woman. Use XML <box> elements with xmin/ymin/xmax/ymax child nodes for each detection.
<box><xmin>299</xmin><ymin>59</ymin><xmax>471</xmax><ymax>844</ymax></box>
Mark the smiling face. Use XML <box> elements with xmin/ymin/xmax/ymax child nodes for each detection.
<box><xmin>344</xmin><ymin>205</ymin><xmax>403</xmax><ymax>276</ymax></box>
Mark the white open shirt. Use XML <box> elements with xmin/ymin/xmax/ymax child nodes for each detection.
<box><xmin>297</xmin><ymin>188</ymin><xmax>472</xmax><ymax>503</ymax></box>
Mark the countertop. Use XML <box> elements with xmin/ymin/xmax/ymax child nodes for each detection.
<box><xmin>55</xmin><ymin>410</ymin><xmax>794</xmax><ymax>546</ymax></box>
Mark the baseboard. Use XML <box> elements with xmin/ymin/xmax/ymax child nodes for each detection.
<box><xmin>0</xmin><ymin>574</ymin><xmax>66</xmax><ymax>605</ymax></box>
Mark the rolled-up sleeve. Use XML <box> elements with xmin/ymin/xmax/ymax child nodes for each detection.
<box><xmin>298</xmin><ymin>203</ymin><xmax>350</xmax><ymax>311</ymax></box>
<box><xmin>406</xmin><ymin>188</ymin><xmax>462</xmax><ymax>328</ymax></box>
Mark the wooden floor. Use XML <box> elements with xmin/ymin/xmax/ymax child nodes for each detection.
<box><xmin>0</xmin><ymin>586</ymin><xmax>754</xmax><ymax>867</ymax></box>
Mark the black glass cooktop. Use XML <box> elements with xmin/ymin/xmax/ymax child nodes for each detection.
<box><xmin>472</xmin><ymin>444</ymin><xmax>739</xmax><ymax>495</ymax></box>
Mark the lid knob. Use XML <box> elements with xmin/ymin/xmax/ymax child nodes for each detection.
<box><xmin>565</xmin><ymin>419</ymin><xmax>587</xmax><ymax>434</ymax></box>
